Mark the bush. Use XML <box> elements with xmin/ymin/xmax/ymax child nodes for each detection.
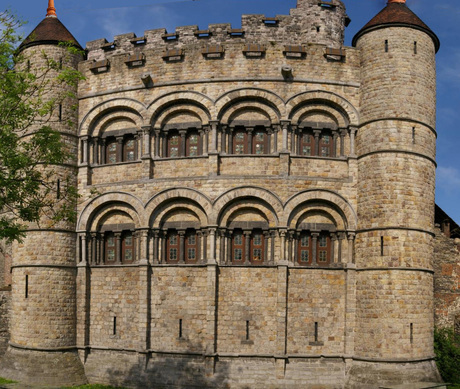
<box><xmin>434</xmin><ymin>327</ymin><xmax>460</xmax><ymax>384</ymax></box>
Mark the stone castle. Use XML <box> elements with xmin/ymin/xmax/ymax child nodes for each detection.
<box><xmin>1</xmin><ymin>0</ymin><xmax>459</xmax><ymax>387</ymax></box>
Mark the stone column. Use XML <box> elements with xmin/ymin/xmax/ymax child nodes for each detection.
<box><xmin>228</xmin><ymin>127</ymin><xmax>234</xmax><ymax>154</ymax></box>
<box><xmin>331</xmin><ymin>233</ymin><xmax>337</xmax><ymax>264</ymax></box>
<box><xmin>332</xmin><ymin>130</ymin><xmax>339</xmax><ymax>158</ymax></box>
<box><xmin>154</xmin><ymin>130</ymin><xmax>161</xmax><ymax>158</ymax></box>
<box><xmin>311</xmin><ymin>232</ymin><xmax>319</xmax><ymax>265</ymax></box>
<box><xmin>178</xmin><ymin>230</ymin><xmax>186</xmax><ymax>264</ymax></box>
<box><xmin>115</xmin><ymin>232</ymin><xmax>122</xmax><ymax>264</ymax></box>
<box><xmin>207</xmin><ymin>228</ymin><xmax>217</xmax><ymax>264</ymax></box>
<box><xmin>100</xmin><ymin>139</ymin><xmax>106</xmax><ymax>165</ymax></box>
<box><xmin>244</xmin><ymin>230</ymin><xmax>251</xmax><ymax>265</ymax></box>
<box><xmin>81</xmin><ymin>137</ymin><xmax>89</xmax><ymax>165</ymax></box>
<box><xmin>138</xmin><ymin>229</ymin><xmax>151</xmax><ymax>353</ymax></box>
<box><xmin>349</xmin><ymin>126</ymin><xmax>357</xmax><ymax>157</ymax></box>
<box><xmin>221</xmin><ymin>125</ymin><xmax>227</xmax><ymax>154</ymax></box>
<box><xmin>247</xmin><ymin>128</ymin><xmax>254</xmax><ymax>154</ymax></box>
<box><xmin>270</xmin><ymin>230</ymin><xmax>276</xmax><ymax>264</ymax></box>
<box><xmin>116</xmin><ymin>137</ymin><xmax>123</xmax><ymax>162</ymax></box>
<box><xmin>280</xmin><ymin>121</ymin><xmax>290</xmax><ymax>152</ymax></box>
<box><xmin>340</xmin><ymin>129</ymin><xmax>347</xmax><ymax>157</ymax></box>
<box><xmin>338</xmin><ymin>232</ymin><xmax>345</xmax><ymax>263</ymax></box>
<box><xmin>279</xmin><ymin>229</ymin><xmax>287</xmax><ymax>264</ymax></box>
<box><xmin>264</xmin><ymin>231</ymin><xmax>269</xmax><ymax>264</ymax></box>
<box><xmin>203</xmin><ymin>126</ymin><xmax>209</xmax><ymax>155</ymax></box>
<box><xmin>347</xmin><ymin>232</ymin><xmax>355</xmax><ymax>264</ymax></box>
<box><xmin>179</xmin><ymin>130</ymin><xmax>187</xmax><ymax>157</ymax></box>
<box><xmin>209</xmin><ymin>121</ymin><xmax>219</xmax><ymax>153</ymax></box>
<box><xmin>142</xmin><ymin>126</ymin><xmax>151</xmax><ymax>158</ymax></box>
<box><xmin>313</xmin><ymin>130</ymin><xmax>321</xmax><ymax>157</ymax></box>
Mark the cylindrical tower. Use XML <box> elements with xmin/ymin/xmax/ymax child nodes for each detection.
<box><xmin>350</xmin><ymin>0</ymin><xmax>441</xmax><ymax>387</ymax></box>
<box><xmin>0</xmin><ymin>1</ymin><xmax>87</xmax><ymax>386</ymax></box>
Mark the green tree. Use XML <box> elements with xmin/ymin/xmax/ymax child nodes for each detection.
<box><xmin>434</xmin><ymin>327</ymin><xmax>460</xmax><ymax>384</ymax></box>
<box><xmin>0</xmin><ymin>10</ymin><xmax>83</xmax><ymax>242</ymax></box>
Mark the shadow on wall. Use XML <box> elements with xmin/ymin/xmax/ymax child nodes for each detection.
<box><xmin>100</xmin><ymin>347</ymin><xmax>251</xmax><ymax>389</ymax></box>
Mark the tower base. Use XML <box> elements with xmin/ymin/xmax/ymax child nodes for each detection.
<box><xmin>345</xmin><ymin>359</ymin><xmax>442</xmax><ymax>389</ymax></box>
<box><xmin>0</xmin><ymin>345</ymin><xmax>87</xmax><ymax>387</ymax></box>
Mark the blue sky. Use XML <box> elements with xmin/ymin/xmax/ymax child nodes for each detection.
<box><xmin>7</xmin><ymin>0</ymin><xmax>460</xmax><ymax>224</ymax></box>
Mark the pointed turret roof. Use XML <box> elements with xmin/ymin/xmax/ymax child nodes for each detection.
<box><xmin>352</xmin><ymin>0</ymin><xmax>440</xmax><ymax>52</ymax></box>
<box><xmin>19</xmin><ymin>0</ymin><xmax>82</xmax><ymax>52</ymax></box>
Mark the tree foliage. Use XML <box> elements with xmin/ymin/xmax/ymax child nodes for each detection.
<box><xmin>434</xmin><ymin>327</ymin><xmax>460</xmax><ymax>384</ymax></box>
<box><xmin>0</xmin><ymin>10</ymin><xmax>83</xmax><ymax>242</ymax></box>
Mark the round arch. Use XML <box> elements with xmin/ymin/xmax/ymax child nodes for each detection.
<box><xmin>147</xmin><ymin>91</ymin><xmax>214</xmax><ymax>124</ymax></box>
<box><xmin>145</xmin><ymin>188</ymin><xmax>212</xmax><ymax>227</ymax></box>
<box><xmin>77</xmin><ymin>192</ymin><xmax>145</xmax><ymax>231</ymax></box>
<box><xmin>79</xmin><ymin>98</ymin><xmax>148</xmax><ymax>137</ymax></box>
<box><xmin>283</xmin><ymin>190</ymin><xmax>357</xmax><ymax>231</ymax></box>
<box><xmin>215</xmin><ymin>88</ymin><xmax>285</xmax><ymax>120</ymax></box>
<box><xmin>212</xmin><ymin>186</ymin><xmax>282</xmax><ymax>227</ymax></box>
<box><xmin>286</xmin><ymin>90</ymin><xmax>359</xmax><ymax>127</ymax></box>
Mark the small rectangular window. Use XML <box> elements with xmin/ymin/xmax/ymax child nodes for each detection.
<box><xmin>246</xmin><ymin>320</ymin><xmax>250</xmax><ymax>340</ymax></box>
<box><xmin>179</xmin><ymin>319</ymin><xmax>183</xmax><ymax>339</ymax></box>
<box><xmin>410</xmin><ymin>323</ymin><xmax>414</xmax><ymax>344</ymax></box>
<box><xmin>414</xmin><ymin>41</ymin><xmax>417</xmax><ymax>55</ymax></box>
<box><xmin>58</xmin><ymin>104</ymin><xmax>62</xmax><ymax>121</ymax></box>
<box><xmin>113</xmin><ymin>316</ymin><xmax>117</xmax><ymax>335</ymax></box>
<box><xmin>412</xmin><ymin>127</ymin><xmax>416</xmax><ymax>144</ymax></box>
<box><xmin>25</xmin><ymin>275</ymin><xmax>29</xmax><ymax>298</ymax></box>
<box><xmin>385</xmin><ymin>40</ymin><xmax>389</xmax><ymax>53</ymax></box>
<box><xmin>314</xmin><ymin>322</ymin><xmax>319</xmax><ymax>342</ymax></box>
<box><xmin>381</xmin><ymin>236</ymin><xmax>384</xmax><ymax>256</ymax></box>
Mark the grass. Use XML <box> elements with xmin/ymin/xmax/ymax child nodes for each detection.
<box><xmin>61</xmin><ymin>385</ymin><xmax>129</xmax><ymax>389</ymax></box>
<box><xmin>0</xmin><ymin>377</ymin><xmax>16</xmax><ymax>384</ymax></box>
<box><xmin>448</xmin><ymin>385</ymin><xmax>460</xmax><ymax>389</ymax></box>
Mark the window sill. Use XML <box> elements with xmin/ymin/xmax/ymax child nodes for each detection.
<box><xmin>91</xmin><ymin>160</ymin><xmax>142</xmax><ymax>168</ymax></box>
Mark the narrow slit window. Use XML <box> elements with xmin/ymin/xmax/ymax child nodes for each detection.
<box><xmin>385</xmin><ymin>40</ymin><xmax>389</xmax><ymax>53</ymax></box>
<box><xmin>314</xmin><ymin>322</ymin><xmax>319</xmax><ymax>342</ymax></box>
<box><xmin>316</xmin><ymin>26</ymin><xmax>321</xmax><ymax>33</ymax></box>
<box><xmin>412</xmin><ymin>127</ymin><xmax>416</xmax><ymax>144</ymax></box>
<box><xmin>381</xmin><ymin>236</ymin><xmax>384</xmax><ymax>256</ymax></box>
<box><xmin>58</xmin><ymin>104</ymin><xmax>62</xmax><ymax>121</ymax></box>
<box><xmin>25</xmin><ymin>275</ymin><xmax>29</xmax><ymax>298</ymax></box>
<box><xmin>410</xmin><ymin>323</ymin><xmax>414</xmax><ymax>344</ymax></box>
<box><xmin>179</xmin><ymin>319</ymin><xmax>183</xmax><ymax>339</ymax></box>
<box><xmin>56</xmin><ymin>179</ymin><xmax>61</xmax><ymax>199</ymax></box>
<box><xmin>246</xmin><ymin>320</ymin><xmax>250</xmax><ymax>340</ymax></box>
<box><xmin>113</xmin><ymin>316</ymin><xmax>117</xmax><ymax>335</ymax></box>
<box><xmin>414</xmin><ymin>41</ymin><xmax>417</xmax><ymax>54</ymax></box>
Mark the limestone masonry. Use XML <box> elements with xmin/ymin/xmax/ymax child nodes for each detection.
<box><xmin>0</xmin><ymin>0</ymin><xmax>458</xmax><ymax>387</ymax></box>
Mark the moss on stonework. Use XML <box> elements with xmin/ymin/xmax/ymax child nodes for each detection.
<box><xmin>62</xmin><ymin>385</ymin><xmax>129</xmax><ymax>389</ymax></box>
<box><xmin>0</xmin><ymin>378</ymin><xmax>17</xmax><ymax>384</ymax></box>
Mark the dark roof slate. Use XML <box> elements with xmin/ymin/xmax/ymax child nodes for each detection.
<box><xmin>352</xmin><ymin>3</ymin><xmax>440</xmax><ymax>52</ymax></box>
<box><xmin>19</xmin><ymin>16</ymin><xmax>82</xmax><ymax>51</ymax></box>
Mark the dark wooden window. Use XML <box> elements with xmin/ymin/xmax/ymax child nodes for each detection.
<box><xmin>167</xmin><ymin>132</ymin><xmax>181</xmax><ymax>158</ymax></box>
<box><xmin>123</xmin><ymin>137</ymin><xmax>136</xmax><ymax>162</ymax></box>
<box><xmin>166</xmin><ymin>230</ymin><xmax>180</xmax><ymax>263</ymax></box>
<box><xmin>105</xmin><ymin>232</ymin><xmax>117</xmax><ymax>263</ymax></box>
<box><xmin>252</xmin><ymin>129</ymin><xmax>268</xmax><ymax>155</ymax></box>
<box><xmin>185</xmin><ymin>230</ymin><xmax>198</xmax><ymax>263</ymax></box>
<box><xmin>299</xmin><ymin>131</ymin><xmax>314</xmax><ymax>156</ymax></box>
<box><xmin>297</xmin><ymin>231</ymin><xmax>331</xmax><ymax>265</ymax></box>
<box><xmin>317</xmin><ymin>232</ymin><xmax>331</xmax><ymax>265</ymax></box>
<box><xmin>186</xmin><ymin>131</ymin><xmax>201</xmax><ymax>157</ymax></box>
<box><xmin>233</xmin><ymin>129</ymin><xmax>248</xmax><ymax>155</ymax></box>
<box><xmin>121</xmin><ymin>231</ymin><xmax>135</xmax><ymax>263</ymax></box>
<box><xmin>298</xmin><ymin>232</ymin><xmax>313</xmax><ymax>265</ymax></box>
<box><xmin>106</xmin><ymin>139</ymin><xmax>118</xmax><ymax>164</ymax></box>
<box><xmin>319</xmin><ymin>133</ymin><xmax>332</xmax><ymax>157</ymax></box>
<box><xmin>232</xmin><ymin>229</ymin><xmax>245</xmax><ymax>263</ymax></box>
<box><xmin>250</xmin><ymin>229</ymin><xmax>264</xmax><ymax>263</ymax></box>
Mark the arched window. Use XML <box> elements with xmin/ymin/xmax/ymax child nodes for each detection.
<box><xmin>185</xmin><ymin>229</ymin><xmax>198</xmax><ymax>263</ymax></box>
<box><xmin>298</xmin><ymin>231</ymin><xmax>312</xmax><ymax>265</ymax></box>
<box><xmin>250</xmin><ymin>229</ymin><xmax>264</xmax><ymax>263</ymax></box>
<box><xmin>104</xmin><ymin>134</ymin><xmax>137</xmax><ymax>164</ymax></box>
<box><xmin>232</xmin><ymin>229</ymin><xmax>245</xmax><ymax>263</ymax></box>
<box><xmin>166</xmin><ymin>230</ymin><xmax>179</xmax><ymax>262</ymax></box>
<box><xmin>166</xmin><ymin>130</ymin><xmax>202</xmax><ymax>158</ymax></box>
<box><xmin>297</xmin><ymin>128</ymin><xmax>335</xmax><ymax>158</ymax></box>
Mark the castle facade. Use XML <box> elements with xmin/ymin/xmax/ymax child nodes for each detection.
<box><xmin>0</xmin><ymin>0</ymin><xmax>445</xmax><ymax>387</ymax></box>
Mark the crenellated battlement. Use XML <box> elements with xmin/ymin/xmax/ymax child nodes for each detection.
<box><xmin>86</xmin><ymin>0</ymin><xmax>348</xmax><ymax>61</ymax></box>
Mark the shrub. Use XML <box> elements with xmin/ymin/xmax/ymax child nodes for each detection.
<box><xmin>434</xmin><ymin>327</ymin><xmax>460</xmax><ymax>384</ymax></box>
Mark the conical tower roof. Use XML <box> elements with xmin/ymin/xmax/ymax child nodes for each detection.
<box><xmin>352</xmin><ymin>0</ymin><xmax>440</xmax><ymax>52</ymax></box>
<box><xmin>19</xmin><ymin>0</ymin><xmax>82</xmax><ymax>52</ymax></box>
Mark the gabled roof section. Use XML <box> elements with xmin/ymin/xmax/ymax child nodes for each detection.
<box><xmin>352</xmin><ymin>2</ymin><xmax>440</xmax><ymax>53</ymax></box>
<box><xmin>19</xmin><ymin>10</ymin><xmax>82</xmax><ymax>51</ymax></box>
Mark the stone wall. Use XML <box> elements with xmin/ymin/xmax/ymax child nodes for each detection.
<box><xmin>434</xmin><ymin>228</ymin><xmax>460</xmax><ymax>330</ymax></box>
<box><xmin>0</xmin><ymin>288</ymin><xmax>11</xmax><ymax>356</ymax></box>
